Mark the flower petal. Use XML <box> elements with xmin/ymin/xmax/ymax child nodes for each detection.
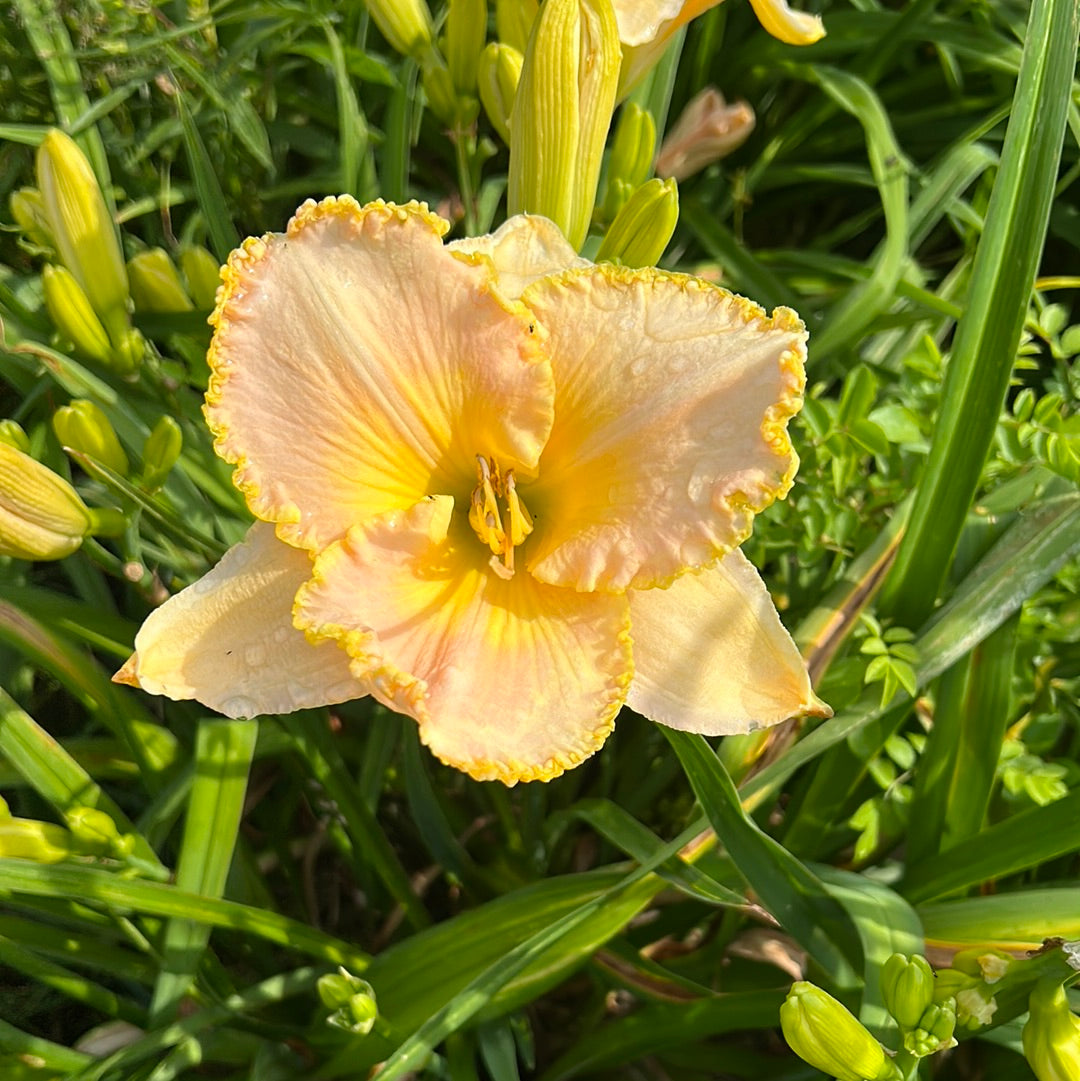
<box><xmin>294</xmin><ymin>498</ymin><xmax>633</xmax><ymax>784</ymax></box>
<box><xmin>746</xmin><ymin>0</ymin><xmax>825</xmax><ymax>45</ymax></box>
<box><xmin>448</xmin><ymin>213</ymin><xmax>588</xmax><ymax>301</ymax></box>
<box><xmin>113</xmin><ymin>522</ymin><xmax>367</xmax><ymax>718</ymax></box>
<box><xmin>627</xmin><ymin>549</ymin><xmax>827</xmax><ymax>734</ymax></box>
<box><xmin>522</xmin><ymin>266</ymin><xmax>806</xmax><ymax>591</ymax></box>
<box><xmin>206</xmin><ymin>197</ymin><xmax>554</xmax><ymax>552</ymax></box>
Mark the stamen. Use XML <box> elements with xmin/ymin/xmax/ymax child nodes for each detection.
<box><xmin>468</xmin><ymin>456</ymin><xmax>535</xmax><ymax>576</ymax></box>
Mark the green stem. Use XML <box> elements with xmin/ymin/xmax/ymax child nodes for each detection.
<box><xmin>453</xmin><ymin>124</ymin><xmax>479</xmax><ymax>236</ymax></box>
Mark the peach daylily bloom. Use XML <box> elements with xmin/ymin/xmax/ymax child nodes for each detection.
<box><xmin>615</xmin><ymin>0</ymin><xmax>826</xmax><ymax>95</ymax></box>
<box><xmin>115</xmin><ymin>197</ymin><xmax>826</xmax><ymax>784</ymax></box>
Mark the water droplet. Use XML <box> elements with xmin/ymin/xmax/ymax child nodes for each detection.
<box><xmin>244</xmin><ymin>643</ymin><xmax>267</xmax><ymax>667</ymax></box>
<box><xmin>221</xmin><ymin>694</ymin><xmax>259</xmax><ymax>718</ymax></box>
<box><xmin>272</xmin><ymin>626</ymin><xmax>290</xmax><ymax>644</ymax></box>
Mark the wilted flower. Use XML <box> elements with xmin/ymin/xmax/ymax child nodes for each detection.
<box><xmin>115</xmin><ymin>197</ymin><xmax>825</xmax><ymax>784</ymax></box>
<box><xmin>655</xmin><ymin>88</ymin><xmax>756</xmax><ymax>180</ymax></box>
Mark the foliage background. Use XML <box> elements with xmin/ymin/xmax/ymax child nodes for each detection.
<box><xmin>0</xmin><ymin>0</ymin><xmax>1078</xmax><ymax>1078</ymax></box>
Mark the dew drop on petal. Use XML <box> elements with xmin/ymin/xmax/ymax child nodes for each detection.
<box><xmin>221</xmin><ymin>694</ymin><xmax>259</xmax><ymax>718</ymax></box>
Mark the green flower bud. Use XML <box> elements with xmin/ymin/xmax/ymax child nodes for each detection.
<box><xmin>179</xmin><ymin>244</ymin><xmax>222</xmax><ymax>309</ymax></box>
<box><xmin>0</xmin><ymin>420</ymin><xmax>31</xmax><ymax>454</ymax></box>
<box><xmin>595</xmin><ymin>177</ymin><xmax>678</xmax><ymax>267</ymax></box>
<box><xmin>141</xmin><ymin>416</ymin><xmax>183</xmax><ymax>491</ymax></box>
<box><xmin>127</xmin><ymin>248</ymin><xmax>194</xmax><ymax>313</ymax></box>
<box><xmin>603</xmin><ymin>103</ymin><xmax>656</xmax><ymax>218</ymax></box>
<box><xmin>780</xmin><ymin>982</ymin><xmax>900</xmax><ymax>1081</ymax></box>
<box><xmin>363</xmin><ymin>0</ymin><xmax>434</xmax><ymax>58</ymax></box>
<box><xmin>53</xmin><ymin>400</ymin><xmax>130</xmax><ymax>477</ymax></box>
<box><xmin>318</xmin><ymin>968</ymin><xmax>378</xmax><ymax>1036</ymax></box>
<box><xmin>496</xmin><ymin>0</ymin><xmax>538</xmax><ymax>53</ymax></box>
<box><xmin>880</xmin><ymin>953</ymin><xmax>936</xmax><ymax>1030</ymax></box>
<box><xmin>904</xmin><ymin>999</ymin><xmax>957</xmax><ymax>1058</ymax></box>
<box><xmin>42</xmin><ymin>264</ymin><xmax>114</xmax><ymax>366</ymax></box>
<box><xmin>110</xmin><ymin>327</ymin><xmax>146</xmax><ymax>376</ymax></box>
<box><xmin>0</xmin><ymin>817</ymin><xmax>72</xmax><ymax>862</ymax></box>
<box><xmin>508</xmin><ymin>0</ymin><xmax>621</xmax><ymax>251</ymax></box>
<box><xmin>65</xmin><ymin>806</ymin><xmax>122</xmax><ymax>852</ymax></box>
<box><xmin>446</xmin><ymin>0</ymin><xmax>487</xmax><ymax>96</ymax></box>
<box><xmin>36</xmin><ymin>129</ymin><xmax>130</xmax><ymax>343</ymax></box>
<box><xmin>0</xmin><ymin>442</ymin><xmax>92</xmax><ymax>561</ymax></box>
<box><xmin>931</xmin><ymin>967</ymin><xmax>978</xmax><ymax>1003</ymax></box>
<box><xmin>423</xmin><ymin>57</ymin><xmax>475</xmax><ymax>125</ymax></box>
<box><xmin>478</xmin><ymin>42</ymin><xmax>523</xmax><ymax>144</ymax></box>
<box><xmin>10</xmin><ymin>186</ymin><xmax>53</xmax><ymax>248</ymax></box>
<box><xmin>1022</xmin><ymin>978</ymin><xmax>1080</xmax><ymax>1081</ymax></box>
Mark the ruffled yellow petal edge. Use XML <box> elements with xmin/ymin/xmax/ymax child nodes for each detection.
<box><xmin>523</xmin><ymin>264</ymin><xmax>808</xmax><ymax>593</ymax></box>
<box><xmin>204</xmin><ymin>196</ymin><xmax>467</xmax><ymax>546</ymax></box>
<box><xmin>294</xmin><ymin>497</ymin><xmax>633</xmax><ymax>786</ymax></box>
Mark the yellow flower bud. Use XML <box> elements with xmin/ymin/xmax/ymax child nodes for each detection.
<box><xmin>0</xmin><ymin>817</ymin><xmax>72</xmax><ymax>862</ymax></box>
<box><xmin>496</xmin><ymin>0</ymin><xmax>538</xmax><ymax>53</ymax></box>
<box><xmin>478</xmin><ymin>42</ymin><xmax>523</xmax><ymax>144</ymax></box>
<box><xmin>746</xmin><ymin>0</ymin><xmax>826</xmax><ymax>45</ymax></box>
<box><xmin>1022</xmin><ymin>978</ymin><xmax>1080</xmax><ymax>1081</ymax></box>
<box><xmin>447</xmin><ymin>0</ymin><xmax>488</xmax><ymax>96</ymax></box>
<box><xmin>595</xmin><ymin>177</ymin><xmax>678</xmax><ymax>267</ymax></box>
<box><xmin>603</xmin><ymin>102</ymin><xmax>656</xmax><ymax>219</ymax></box>
<box><xmin>508</xmin><ymin>0</ymin><xmax>621</xmax><ymax>251</ymax></box>
<box><xmin>9</xmin><ymin>186</ymin><xmax>53</xmax><ymax>248</ymax></box>
<box><xmin>141</xmin><ymin>415</ymin><xmax>183</xmax><ymax>491</ymax></box>
<box><xmin>655</xmin><ymin>88</ymin><xmax>755</xmax><ymax>181</ymax></box>
<box><xmin>363</xmin><ymin>0</ymin><xmax>434</xmax><ymax>58</ymax></box>
<box><xmin>52</xmin><ymin>400</ymin><xmax>130</xmax><ymax>477</ymax></box>
<box><xmin>128</xmin><ymin>248</ymin><xmax>195</xmax><ymax>313</ymax></box>
<box><xmin>0</xmin><ymin>420</ymin><xmax>31</xmax><ymax>454</ymax></box>
<box><xmin>35</xmin><ymin>129</ymin><xmax>130</xmax><ymax>342</ymax></box>
<box><xmin>780</xmin><ymin>982</ymin><xmax>900</xmax><ymax>1081</ymax></box>
<box><xmin>179</xmin><ymin>244</ymin><xmax>222</xmax><ymax>309</ymax></box>
<box><xmin>0</xmin><ymin>442</ymin><xmax>92</xmax><ymax>561</ymax></box>
<box><xmin>42</xmin><ymin>264</ymin><xmax>114</xmax><ymax>367</ymax></box>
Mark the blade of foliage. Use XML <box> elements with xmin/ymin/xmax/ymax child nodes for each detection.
<box><xmin>664</xmin><ymin>730</ymin><xmax>861</xmax><ymax>986</ymax></box>
<box><xmin>881</xmin><ymin>0</ymin><xmax>1080</xmax><ymax>622</ymax></box>
<box><xmin>150</xmin><ymin>719</ymin><xmax>258</xmax><ymax>1022</ymax></box>
<box><xmin>904</xmin><ymin>788</ymin><xmax>1080</xmax><ymax>904</ymax></box>
<box><xmin>920</xmin><ymin>889</ymin><xmax>1080</xmax><ymax>950</ymax></box>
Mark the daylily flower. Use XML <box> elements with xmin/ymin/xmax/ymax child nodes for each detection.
<box><xmin>115</xmin><ymin>197</ymin><xmax>826</xmax><ymax>784</ymax></box>
<box><xmin>616</xmin><ymin>0</ymin><xmax>826</xmax><ymax>95</ymax></box>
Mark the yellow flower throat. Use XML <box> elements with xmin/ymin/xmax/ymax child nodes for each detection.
<box><xmin>468</xmin><ymin>455</ymin><xmax>533</xmax><ymax>579</ymax></box>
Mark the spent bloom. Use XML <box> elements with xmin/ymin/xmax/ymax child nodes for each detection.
<box><xmin>115</xmin><ymin>197</ymin><xmax>825</xmax><ymax>784</ymax></box>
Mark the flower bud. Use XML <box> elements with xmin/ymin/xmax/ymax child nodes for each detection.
<box><xmin>496</xmin><ymin>0</ymin><xmax>538</xmax><ymax>53</ymax></box>
<box><xmin>446</xmin><ymin>0</ymin><xmax>487</xmax><ymax>96</ymax></box>
<box><xmin>128</xmin><ymin>249</ymin><xmax>194</xmax><ymax>313</ymax></box>
<box><xmin>0</xmin><ymin>817</ymin><xmax>72</xmax><ymax>862</ymax></box>
<box><xmin>931</xmin><ymin>967</ymin><xmax>978</xmax><ymax>1003</ymax></box>
<box><xmin>42</xmin><ymin>264</ymin><xmax>114</xmax><ymax>367</ymax></box>
<box><xmin>53</xmin><ymin>400</ymin><xmax>130</xmax><ymax>477</ymax></box>
<box><xmin>595</xmin><ymin>177</ymin><xmax>678</xmax><ymax>267</ymax></box>
<box><xmin>318</xmin><ymin>967</ymin><xmax>379</xmax><ymax>1036</ymax></box>
<box><xmin>1022</xmin><ymin>978</ymin><xmax>1080</xmax><ymax>1081</ymax></box>
<box><xmin>141</xmin><ymin>416</ymin><xmax>183</xmax><ymax>491</ymax></box>
<box><xmin>904</xmin><ymin>999</ymin><xmax>958</xmax><ymax>1058</ymax></box>
<box><xmin>478</xmin><ymin>42</ymin><xmax>523</xmax><ymax>144</ymax></box>
<box><xmin>602</xmin><ymin>103</ymin><xmax>655</xmax><ymax>219</ymax></box>
<box><xmin>780</xmin><ymin>982</ymin><xmax>900</xmax><ymax>1081</ymax></box>
<box><xmin>35</xmin><ymin>129</ymin><xmax>130</xmax><ymax>343</ymax></box>
<box><xmin>747</xmin><ymin>0</ymin><xmax>826</xmax><ymax>45</ymax></box>
<box><xmin>0</xmin><ymin>420</ymin><xmax>31</xmax><ymax>454</ymax></box>
<box><xmin>65</xmin><ymin>806</ymin><xmax>122</xmax><ymax>852</ymax></box>
<box><xmin>880</xmin><ymin>953</ymin><xmax>935</xmax><ymax>1030</ymax></box>
<box><xmin>508</xmin><ymin>0</ymin><xmax>621</xmax><ymax>251</ymax></box>
<box><xmin>9</xmin><ymin>186</ymin><xmax>53</xmax><ymax>248</ymax></box>
<box><xmin>363</xmin><ymin>0</ymin><xmax>434</xmax><ymax>58</ymax></box>
<box><xmin>111</xmin><ymin>327</ymin><xmax>146</xmax><ymax>376</ymax></box>
<box><xmin>952</xmin><ymin>947</ymin><xmax>1014</xmax><ymax>984</ymax></box>
<box><xmin>655</xmin><ymin>88</ymin><xmax>756</xmax><ymax>181</ymax></box>
<box><xmin>955</xmin><ymin>984</ymin><xmax>997</xmax><ymax>1030</ymax></box>
<box><xmin>0</xmin><ymin>442</ymin><xmax>92</xmax><ymax>561</ymax></box>
<box><xmin>179</xmin><ymin>245</ymin><xmax>222</xmax><ymax>309</ymax></box>
<box><xmin>423</xmin><ymin>57</ymin><xmax>474</xmax><ymax>125</ymax></box>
